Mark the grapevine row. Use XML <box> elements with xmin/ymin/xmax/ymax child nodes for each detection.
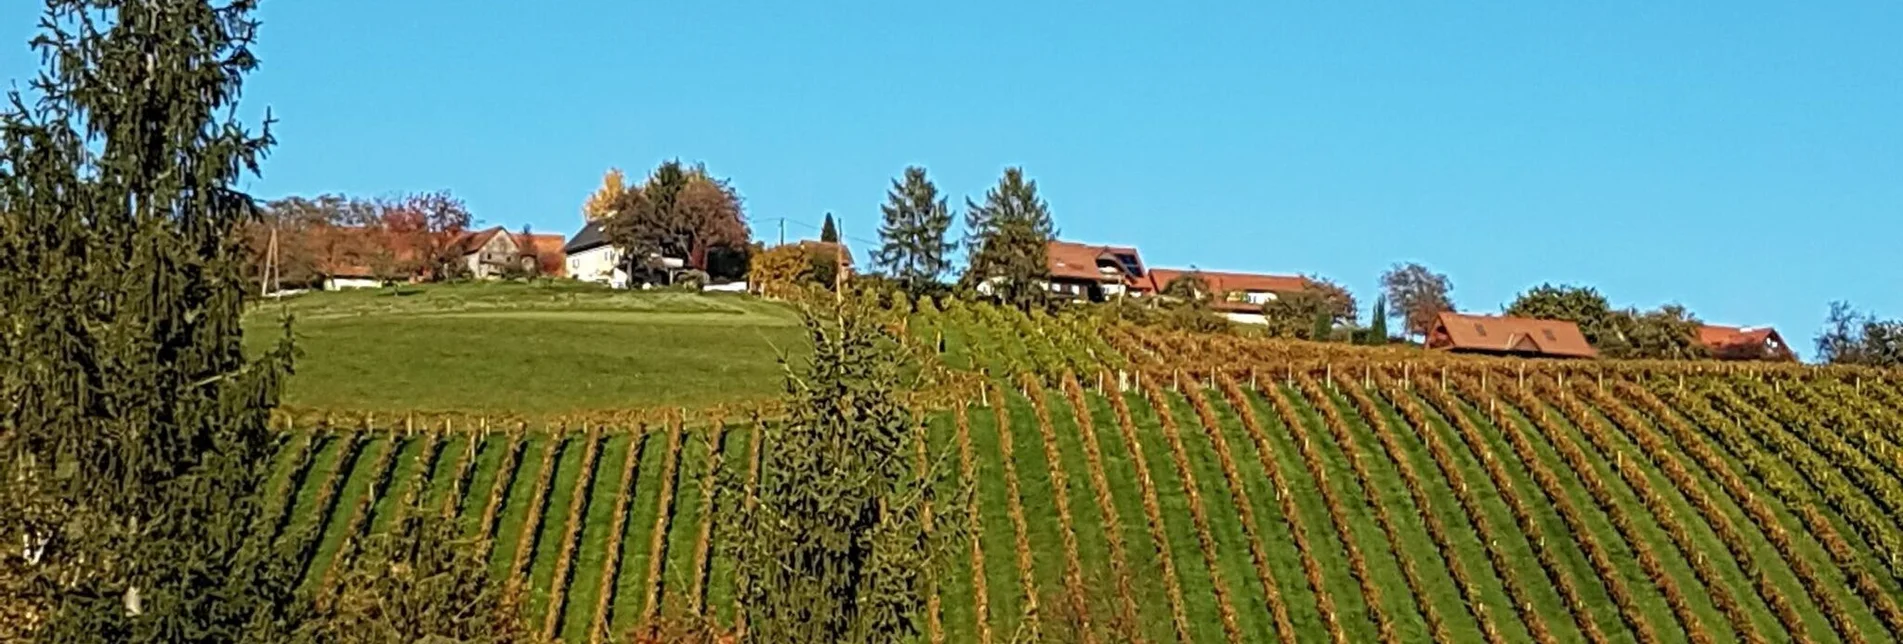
<box><xmin>542</xmin><ymin>428</ymin><xmax>604</xmax><ymax>640</ymax></box>
<box><xmin>986</xmin><ymin>382</ymin><xmax>1044</xmax><ymax>641</ymax></box>
<box><xmin>1102</xmin><ymin>374</ymin><xmax>1196</xmax><ymax>644</ymax></box>
<box><xmin>914</xmin><ymin>413</ymin><xmax>944</xmax><ymax>644</ymax></box>
<box><xmin>1182</xmin><ymin>381</ymin><xmax>1298</xmax><ymax>644</ymax></box>
<box><xmin>1335</xmin><ymin>373</ymin><xmax>1508</xmax><ymax>644</ymax></box>
<box><xmin>589</xmin><ymin>426</ymin><xmax>647</xmax><ymax>644</ymax></box>
<box><xmin>478</xmin><ymin>429</ymin><xmax>527</xmax><ymax>543</ymax></box>
<box><xmin>1654</xmin><ymin>382</ymin><xmax>1901</xmax><ymax>643</ymax></box>
<box><xmin>1454</xmin><ymin>373</ymin><xmax>1671</xmax><ymax>644</ymax></box>
<box><xmin>506</xmin><ymin>433</ymin><xmax>565</xmax><ymax>601</ymax></box>
<box><xmin>1566</xmin><ymin>377</ymin><xmax>1808</xmax><ymax>641</ymax></box>
<box><xmin>1791</xmin><ymin>379</ymin><xmax>1903</xmax><ymax>489</ymax></box>
<box><xmin>953</xmin><ymin>404</ymin><xmax>994</xmax><ymax>644</ymax></box>
<box><xmin>1370</xmin><ymin>371</ymin><xmax>1558</xmax><ymax>644</ymax></box>
<box><xmin>638</xmin><ymin>417</ymin><xmax>684</xmax><ymax>631</ymax></box>
<box><xmin>1745</xmin><ymin>379</ymin><xmax>1903</xmax><ymax>529</ymax></box>
<box><xmin>318</xmin><ymin>433</ymin><xmax>404</xmax><ymax>594</ymax></box>
<box><xmin>1416</xmin><ymin>376</ymin><xmax>1608</xmax><ymax>644</ymax></box>
<box><xmin>734</xmin><ymin>419</ymin><xmax>763</xmax><ymax>640</ymax></box>
<box><xmin>1258</xmin><ymin>377</ymin><xmax>1398</xmax><ymax>643</ymax></box>
<box><xmin>1058</xmin><ymin>372</ymin><xmax>1143</xmax><ymax>638</ymax></box>
<box><xmin>264</xmin><ymin>432</ymin><xmax>321</xmax><ymax>545</ymax></box>
<box><xmin>1138</xmin><ymin>378</ymin><xmax>1247</xmax><ymax>643</ymax></box>
<box><xmin>1215</xmin><ymin>372</ymin><xmax>1351</xmax><ymax>644</ymax></box>
<box><xmin>686</xmin><ymin>426</ymin><xmax>724</xmax><ymax>617</ymax></box>
<box><xmin>1297</xmin><ymin>373</ymin><xmax>1446</xmax><ymax>642</ymax></box>
<box><xmin>1021</xmin><ymin>376</ymin><xmax>1097</xmax><ymax>643</ymax></box>
<box><xmin>290</xmin><ymin>432</ymin><xmax>366</xmax><ymax>583</ymax></box>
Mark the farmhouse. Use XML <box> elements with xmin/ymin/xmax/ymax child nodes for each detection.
<box><xmin>318</xmin><ymin>225</ymin><xmax>563</xmax><ymax>289</ymax></box>
<box><xmin>562</xmin><ymin>220</ymin><xmax>700</xmax><ymax>288</ymax></box>
<box><xmin>1044</xmin><ymin>240</ymin><xmax>1149</xmax><ymax>301</ymax></box>
<box><xmin>1145</xmin><ymin>268</ymin><xmax>1309</xmax><ymax>325</ymax></box>
<box><xmin>1427</xmin><ymin>312</ymin><xmax>1597</xmax><ymax>358</ymax></box>
<box><xmin>1697</xmin><ymin>324</ymin><xmax>1795</xmax><ymax>361</ymax></box>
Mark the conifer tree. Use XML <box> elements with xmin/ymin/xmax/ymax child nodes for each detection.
<box><xmin>820</xmin><ymin>212</ymin><xmax>840</xmax><ymax>243</ymax></box>
<box><xmin>872</xmin><ymin>166</ymin><xmax>955</xmax><ymax>294</ymax></box>
<box><xmin>1368</xmin><ymin>297</ymin><xmax>1389</xmax><ymax>344</ymax></box>
<box><xmin>0</xmin><ymin>2</ymin><xmax>302</xmax><ymax>641</ymax></box>
<box><xmin>722</xmin><ymin>296</ymin><xmax>959</xmax><ymax>643</ymax></box>
<box><xmin>961</xmin><ymin>167</ymin><xmax>1056</xmax><ymax>309</ymax></box>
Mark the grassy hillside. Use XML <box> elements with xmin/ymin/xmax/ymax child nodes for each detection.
<box><xmin>266</xmin><ymin>354</ymin><xmax>1903</xmax><ymax>641</ymax></box>
<box><xmin>244</xmin><ymin>282</ymin><xmax>807</xmax><ymax>418</ymax></box>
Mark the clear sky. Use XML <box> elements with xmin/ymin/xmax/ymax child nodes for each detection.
<box><xmin>4</xmin><ymin>2</ymin><xmax>1899</xmax><ymax>358</ymax></box>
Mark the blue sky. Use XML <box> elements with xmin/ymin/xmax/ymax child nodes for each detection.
<box><xmin>4</xmin><ymin>2</ymin><xmax>1899</xmax><ymax>358</ymax></box>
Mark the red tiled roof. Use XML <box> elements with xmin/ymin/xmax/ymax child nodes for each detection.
<box><xmin>1428</xmin><ymin>312</ymin><xmax>1597</xmax><ymax>358</ymax></box>
<box><xmin>1697</xmin><ymin>324</ymin><xmax>1792</xmax><ymax>361</ymax></box>
<box><xmin>1146</xmin><ymin>268</ymin><xmax>1307</xmax><ymax>296</ymax></box>
<box><xmin>1047</xmin><ymin>240</ymin><xmax>1137</xmax><ymax>282</ymax></box>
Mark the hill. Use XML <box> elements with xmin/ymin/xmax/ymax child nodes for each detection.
<box><xmin>243</xmin><ymin>282</ymin><xmax>807</xmax><ymax>419</ymax></box>
<box><xmin>258</xmin><ymin>298</ymin><xmax>1903</xmax><ymax>642</ymax></box>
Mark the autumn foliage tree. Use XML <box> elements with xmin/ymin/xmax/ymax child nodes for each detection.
<box><xmin>1381</xmin><ymin>262</ymin><xmax>1455</xmax><ymax>338</ymax></box>
<box><xmin>603</xmin><ymin>160</ymin><xmax>751</xmax><ymax>279</ymax></box>
<box><xmin>582</xmin><ymin>167</ymin><xmax>628</xmax><ymax>221</ymax></box>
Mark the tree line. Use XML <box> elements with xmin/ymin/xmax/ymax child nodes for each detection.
<box><xmin>240</xmin><ymin>191</ymin><xmax>550</xmax><ymax>290</ymax></box>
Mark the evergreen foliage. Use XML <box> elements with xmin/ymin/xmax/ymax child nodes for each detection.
<box><xmin>961</xmin><ymin>167</ymin><xmax>1055</xmax><ymax>310</ymax></box>
<box><xmin>1368</xmin><ymin>296</ymin><xmax>1389</xmax><ymax>344</ymax></box>
<box><xmin>721</xmin><ymin>298</ymin><xmax>958</xmax><ymax>644</ymax></box>
<box><xmin>821</xmin><ymin>212</ymin><xmax>840</xmax><ymax>243</ymax></box>
<box><xmin>872</xmin><ymin>166</ymin><xmax>956</xmax><ymax>294</ymax></box>
<box><xmin>0</xmin><ymin>1</ymin><xmax>301</xmax><ymax>640</ymax></box>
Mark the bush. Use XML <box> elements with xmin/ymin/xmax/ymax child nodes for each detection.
<box><xmin>674</xmin><ymin>269</ymin><xmax>709</xmax><ymax>290</ymax></box>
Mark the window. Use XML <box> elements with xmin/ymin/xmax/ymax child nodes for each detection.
<box><xmin>1474</xmin><ymin>323</ymin><xmax>1487</xmax><ymax>337</ymax></box>
<box><xmin>1542</xmin><ymin>329</ymin><xmax>1557</xmax><ymax>341</ymax></box>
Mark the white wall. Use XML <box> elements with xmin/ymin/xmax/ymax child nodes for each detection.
<box><xmin>1222</xmin><ymin>311</ymin><xmax>1268</xmax><ymax>325</ymax></box>
<box><xmin>568</xmin><ymin>246</ymin><xmax>623</xmax><ymax>285</ymax></box>
<box><xmin>324</xmin><ymin>277</ymin><xmax>381</xmax><ymax>291</ymax></box>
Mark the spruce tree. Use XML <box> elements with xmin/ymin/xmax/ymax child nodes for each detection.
<box><xmin>820</xmin><ymin>212</ymin><xmax>840</xmax><ymax>243</ymax></box>
<box><xmin>0</xmin><ymin>2</ymin><xmax>301</xmax><ymax>641</ymax></box>
<box><xmin>722</xmin><ymin>296</ymin><xmax>958</xmax><ymax>643</ymax></box>
<box><xmin>872</xmin><ymin>166</ymin><xmax>955</xmax><ymax>294</ymax></box>
<box><xmin>961</xmin><ymin>167</ymin><xmax>1056</xmax><ymax>309</ymax></box>
<box><xmin>1368</xmin><ymin>297</ymin><xmax>1389</xmax><ymax>344</ymax></box>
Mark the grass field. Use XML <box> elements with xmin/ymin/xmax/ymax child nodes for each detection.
<box><xmin>244</xmin><ymin>282</ymin><xmax>807</xmax><ymax>417</ymax></box>
<box><xmin>267</xmin><ymin>360</ymin><xmax>1903</xmax><ymax>643</ymax></box>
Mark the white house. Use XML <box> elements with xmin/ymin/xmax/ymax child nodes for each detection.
<box><xmin>563</xmin><ymin>220</ymin><xmax>685</xmax><ymax>288</ymax></box>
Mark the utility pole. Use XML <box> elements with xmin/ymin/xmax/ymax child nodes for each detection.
<box><xmin>778</xmin><ymin>217</ymin><xmax>785</xmax><ymax>247</ymax></box>
<box><xmin>261</xmin><ymin>225</ymin><xmax>279</xmax><ymax>297</ymax></box>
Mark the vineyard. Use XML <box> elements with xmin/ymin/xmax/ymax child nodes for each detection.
<box><xmin>265</xmin><ymin>300</ymin><xmax>1903</xmax><ymax>642</ymax></box>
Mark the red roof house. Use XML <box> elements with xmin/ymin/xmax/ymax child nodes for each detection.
<box><xmin>1697</xmin><ymin>325</ymin><xmax>1795</xmax><ymax>362</ymax></box>
<box><xmin>1145</xmin><ymin>268</ymin><xmax>1309</xmax><ymax>314</ymax></box>
<box><xmin>1427</xmin><ymin>312</ymin><xmax>1597</xmax><ymax>358</ymax></box>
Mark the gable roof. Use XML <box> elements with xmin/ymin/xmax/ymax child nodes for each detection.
<box><xmin>1145</xmin><ymin>269</ymin><xmax>1307</xmax><ymax>295</ymax></box>
<box><xmin>1429</xmin><ymin>312</ymin><xmax>1597</xmax><ymax>358</ymax></box>
<box><xmin>564</xmin><ymin>220</ymin><xmax>611</xmax><ymax>254</ymax></box>
<box><xmin>1046</xmin><ymin>240</ymin><xmax>1142</xmax><ymax>282</ymax></box>
<box><xmin>1697</xmin><ymin>324</ymin><xmax>1793</xmax><ymax>360</ymax></box>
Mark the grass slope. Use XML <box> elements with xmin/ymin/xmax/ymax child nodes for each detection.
<box><xmin>245</xmin><ymin>282</ymin><xmax>806</xmax><ymax>417</ymax></box>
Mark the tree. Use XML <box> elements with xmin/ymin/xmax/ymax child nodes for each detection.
<box><xmin>1381</xmin><ymin>262</ymin><xmax>1455</xmax><ymax>339</ymax></box>
<box><xmin>1505</xmin><ymin>283</ymin><xmax>1617</xmax><ymax>345</ymax></box>
<box><xmin>872</xmin><ymin>166</ymin><xmax>956</xmax><ymax>294</ymax></box>
<box><xmin>820</xmin><ymin>212</ymin><xmax>839</xmax><ymax>243</ymax></box>
<box><xmin>962</xmin><ymin>167</ymin><xmax>1056</xmax><ymax>309</ymax></box>
<box><xmin>1612</xmin><ymin>303</ymin><xmax>1709</xmax><ymax>360</ymax></box>
<box><xmin>749</xmin><ymin>244</ymin><xmax>818</xmax><ymax>298</ymax></box>
<box><xmin>1817</xmin><ymin>301</ymin><xmax>1903</xmax><ymax>367</ymax></box>
<box><xmin>582</xmin><ymin>167</ymin><xmax>627</xmax><ymax>221</ymax></box>
<box><xmin>0</xmin><ymin>1</ymin><xmax>303</xmax><ymax>640</ymax></box>
<box><xmin>1258</xmin><ymin>276</ymin><xmax>1356</xmax><ymax>341</ymax></box>
<box><xmin>380</xmin><ymin>191</ymin><xmax>474</xmax><ymax>282</ymax></box>
<box><xmin>1367</xmin><ymin>297</ymin><xmax>1389</xmax><ymax>344</ymax></box>
<box><xmin>299</xmin><ymin>498</ymin><xmax>531</xmax><ymax>644</ymax></box>
<box><xmin>722</xmin><ymin>298</ymin><xmax>952</xmax><ymax>643</ymax></box>
<box><xmin>603</xmin><ymin>160</ymin><xmax>751</xmax><ymax>280</ymax></box>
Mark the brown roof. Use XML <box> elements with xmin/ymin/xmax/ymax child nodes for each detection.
<box><xmin>1697</xmin><ymin>324</ymin><xmax>1793</xmax><ymax>361</ymax></box>
<box><xmin>1428</xmin><ymin>312</ymin><xmax>1597</xmax><ymax>358</ymax></box>
<box><xmin>1046</xmin><ymin>240</ymin><xmax>1139</xmax><ymax>283</ymax></box>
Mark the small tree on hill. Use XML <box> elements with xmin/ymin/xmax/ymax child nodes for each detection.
<box><xmin>1381</xmin><ymin>262</ymin><xmax>1454</xmax><ymax>339</ymax></box>
<box><xmin>1366</xmin><ymin>297</ymin><xmax>1389</xmax><ymax>344</ymax></box>
<box><xmin>1505</xmin><ymin>283</ymin><xmax>1617</xmax><ymax>345</ymax></box>
<box><xmin>604</xmin><ymin>160</ymin><xmax>750</xmax><ymax>277</ymax></box>
<box><xmin>821</xmin><ymin>212</ymin><xmax>840</xmax><ymax>243</ymax></box>
<box><xmin>1818</xmin><ymin>301</ymin><xmax>1903</xmax><ymax>367</ymax></box>
<box><xmin>962</xmin><ymin>167</ymin><xmax>1056</xmax><ymax>309</ymax></box>
<box><xmin>582</xmin><ymin>167</ymin><xmax>628</xmax><ymax>221</ymax></box>
<box><xmin>1161</xmin><ymin>270</ymin><xmax>1211</xmax><ymax>301</ymax></box>
<box><xmin>873</xmin><ymin>166</ymin><xmax>956</xmax><ymax>294</ymax></box>
<box><xmin>722</xmin><ymin>298</ymin><xmax>959</xmax><ymax>643</ymax></box>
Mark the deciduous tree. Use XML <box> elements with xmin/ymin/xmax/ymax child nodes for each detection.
<box><xmin>1381</xmin><ymin>262</ymin><xmax>1454</xmax><ymax>338</ymax></box>
<box><xmin>582</xmin><ymin>167</ymin><xmax>627</xmax><ymax>221</ymax></box>
<box><xmin>1260</xmin><ymin>275</ymin><xmax>1356</xmax><ymax>340</ymax></box>
<box><xmin>0</xmin><ymin>1</ymin><xmax>303</xmax><ymax>640</ymax></box>
<box><xmin>604</xmin><ymin>160</ymin><xmax>750</xmax><ymax>279</ymax></box>
<box><xmin>962</xmin><ymin>167</ymin><xmax>1056</xmax><ymax>309</ymax></box>
<box><xmin>873</xmin><ymin>166</ymin><xmax>956</xmax><ymax>294</ymax></box>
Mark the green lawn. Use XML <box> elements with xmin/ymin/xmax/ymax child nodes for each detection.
<box><xmin>244</xmin><ymin>282</ymin><xmax>808</xmax><ymax>418</ymax></box>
